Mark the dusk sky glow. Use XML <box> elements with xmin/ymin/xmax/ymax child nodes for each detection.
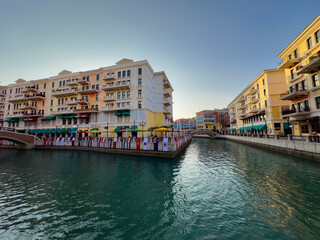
<box><xmin>1</xmin><ymin>0</ymin><xmax>320</xmax><ymax>119</ymax></box>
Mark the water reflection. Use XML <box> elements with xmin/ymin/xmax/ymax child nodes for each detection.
<box><xmin>1</xmin><ymin>140</ymin><xmax>320</xmax><ymax>240</ymax></box>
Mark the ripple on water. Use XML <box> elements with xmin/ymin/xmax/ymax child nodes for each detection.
<box><xmin>1</xmin><ymin>140</ymin><xmax>320</xmax><ymax>239</ymax></box>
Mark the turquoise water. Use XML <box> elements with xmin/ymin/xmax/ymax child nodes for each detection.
<box><xmin>0</xmin><ymin>139</ymin><xmax>320</xmax><ymax>239</ymax></box>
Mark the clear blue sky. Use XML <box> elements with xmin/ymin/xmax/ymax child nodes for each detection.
<box><xmin>0</xmin><ymin>0</ymin><xmax>319</xmax><ymax>119</ymax></box>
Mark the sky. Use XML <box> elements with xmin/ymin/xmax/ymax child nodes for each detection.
<box><xmin>0</xmin><ymin>0</ymin><xmax>320</xmax><ymax>119</ymax></box>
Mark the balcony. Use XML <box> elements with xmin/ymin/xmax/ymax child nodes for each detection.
<box><xmin>298</xmin><ymin>52</ymin><xmax>320</xmax><ymax>74</ymax></box>
<box><xmin>248</xmin><ymin>88</ymin><xmax>258</xmax><ymax>95</ymax></box>
<box><xmin>279</xmin><ymin>89</ymin><xmax>309</xmax><ymax>100</ymax></box>
<box><xmin>77</xmin><ymin>78</ymin><xmax>90</xmax><ymax>84</ymax></box>
<box><xmin>282</xmin><ymin>108</ymin><xmax>310</xmax><ymax>117</ymax></box>
<box><xmin>278</xmin><ymin>57</ymin><xmax>301</xmax><ymax>70</ymax></box>
<box><xmin>163</xmin><ymin>99</ymin><xmax>171</xmax><ymax>106</ymax></box>
<box><xmin>239</xmin><ymin>112</ymin><xmax>247</xmax><ymax>118</ymax></box>
<box><xmin>164</xmin><ymin>107</ymin><xmax>170</xmax><ymax>114</ymax></box>
<box><xmin>67</xmin><ymin>79</ymin><xmax>80</xmax><ymax>86</ymax></box>
<box><xmin>51</xmin><ymin>109</ymin><xmax>77</xmax><ymax>115</ymax></box>
<box><xmin>8</xmin><ymin>93</ymin><xmax>46</xmax><ymax>102</ymax></box>
<box><xmin>103</xmin><ymin>74</ymin><xmax>116</xmax><ymax>80</ymax></box>
<box><xmin>163</xmin><ymin>89</ymin><xmax>171</xmax><ymax>97</ymax></box>
<box><xmin>102</xmin><ymin>96</ymin><xmax>116</xmax><ymax>102</ymax></box>
<box><xmin>76</xmin><ymin>107</ymin><xmax>99</xmax><ymax>113</ymax></box>
<box><xmin>66</xmin><ymin>99</ymin><xmax>78</xmax><ymax>105</ymax></box>
<box><xmin>249</xmin><ymin>107</ymin><xmax>260</xmax><ymax>113</ymax></box>
<box><xmin>102</xmin><ymin>82</ymin><xmax>131</xmax><ymax>91</ymax></box>
<box><xmin>10</xmin><ymin>112</ymin><xmax>44</xmax><ymax>118</ymax></box>
<box><xmin>248</xmin><ymin>98</ymin><xmax>259</xmax><ymax>104</ymax></box>
<box><xmin>236</xmin><ymin>96</ymin><xmax>246</xmax><ymax>103</ymax></box>
<box><xmin>77</xmin><ymin>98</ymin><xmax>89</xmax><ymax>104</ymax></box>
<box><xmin>21</xmin><ymin>86</ymin><xmax>38</xmax><ymax>93</ymax></box>
<box><xmin>78</xmin><ymin>88</ymin><xmax>99</xmax><ymax>94</ymax></box>
<box><xmin>230</xmin><ymin>119</ymin><xmax>236</xmax><ymax>123</ymax></box>
<box><xmin>0</xmin><ymin>93</ymin><xmax>5</xmax><ymax>97</ymax></box>
<box><xmin>163</xmin><ymin>80</ymin><xmax>171</xmax><ymax>89</ymax></box>
<box><xmin>101</xmin><ymin>105</ymin><xmax>132</xmax><ymax>112</ymax></box>
<box><xmin>18</xmin><ymin>105</ymin><xmax>37</xmax><ymax>110</ymax></box>
<box><xmin>238</xmin><ymin>105</ymin><xmax>246</xmax><ymax>110</ymax></box>
<box><xmin>52</xmin><ymin>89</ymin><xmax>78</xmax><ymax>97</ymax></box>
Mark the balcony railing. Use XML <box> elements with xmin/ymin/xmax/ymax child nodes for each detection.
<box><xmin>8</xmin><ymin>93</ymin><xmax>46</xmax><ymax>102</ymax></box>
<box><xmin>66</xmin><ymin>99</ymin><xmax>78</xmax><ymax>105</ymax></box>
<box><xmin>18</xmin><ymin>105</ymin><xmax>37</xmax><ymax>110</ymax></box>
<box><xmin>278</xmin><ymin>57</ymin><xmax>301</xmax><ymax>70</ymax></box>
<box><xmin>101</xmin><ymin>105</ymin><xmax>131</xmax><ymax>112</ymax></box>
<box><xmin>249</xmin><ymin>107</ymin><xmax>260</xmax><ymax>113</ymax></box>
<box><xmin>102</xmin><ymin>96</ymin><xmax>116</xmax><ymax>102</ymax></box>
<box><xmin>77</xmin><ymin>98</ymin><xmax>89</xmax><ymax>104</ymax></box>
<box><xmin>9</xmin><ymin>112</ymin><xmax>44</xmax><ymax>118</ymax></box>
<box><xmin>103</xmin><ymin>74</ymin><xmax>116</xmax><ymax>80</ymax></box>
<box><xmin>238</xmin><ymin>105</ymin><xmax>246</xmax><ymax>110</ymax></box>
<box><xmin>298</xmin><ymin>52</ymin><xmax>320</xmax><ymax>74</ymax></box>
<box><xmin>51</xmin><ymin>109</ymin><xmax>77</xmax><ymax>115</ymax></box>
<box><xmin>21</xmin><ymin>86</ymin><xmax>38</xmax><ymax>93</ymax></box>
<box><xmin>248</xmin><ymin>88</ymin><xmax>258</xmax><ymax>95</ymax></box>
<box><xmin>102</xmin><ymin>82</ymin><xmax>131</xmax><ymax>91</ymax></box>
<box><xmin>66</xmin><ymin>79</ymin><xmax>80</xmax><ymax>85</ymax></box>
<box><xmin>282</xmin><ymin>107</ymin><xmax>310</xmax><ymax>117</ymax></box>
<box><xmin>52</xmin><ymin>89</ymin><xmax>78</xmax><ymax>97</ymax></box>
<box><xmin>78</xmin><ymin>88</ymin><xmax>99</xmax><ymax>94</ymax></box>
<box><xmin>279</xmin><ymin>89</ymin><xmax>309</xmax><ymax>100</ymax></box>
<box><xmin>164</xmin><ymin>99</ymin><xmax>171</xmax><ymax>106</ymax></box>
<box><xmin>163</xmin><ymin>89</ymin><xmax>171</xmax><ymax>97</ymax></box>
<box><xmin>248</xmin><ymin>98</ymin><xmax>259</xmax><ymax>104</ymax></box>
<box><xmin>236</xmin><ymin>96</ymin><xmax>246</xmax><ymax>103</ymax></box>
<box><xmin>76</xmin><ymin>107</ymin><xmax>99</xmax><ymax>113</ymax></box>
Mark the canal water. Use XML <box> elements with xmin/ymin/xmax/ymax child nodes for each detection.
<box><xmin>0</xmin><ymin>139</ymin><xmax>320</xmax><ymax>239</ymax></box>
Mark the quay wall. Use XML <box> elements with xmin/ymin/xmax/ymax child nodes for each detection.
<box><xmin>35</xmin><ymin>139</ymin><xmax>191</xmax><ymax>159</ymax></box>
<box><xmin>222</xmin><ymin>135</ymin><xmax>320</xmax><ymax>161</ymax></box>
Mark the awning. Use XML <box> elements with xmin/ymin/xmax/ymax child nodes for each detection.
<box><xmin>4</xmin><ymin>119</ymin><xmax>19</xmax><ymax>122</ymax></box>
<box><xmin>283</xmin><ymin>123</ymin><xmax>291</xmax><ymax>129</ymax></box>
<box><xmin>58</xmin><ymin>115</ymin><xmax>76</xmax><ymax>119</ymax></box>
<box><xmin>80</xmin><ymin>114</ymin><xmax>89</xmax><ymax>118</ymax></box>
<box><xmin>24</xmin><ymin>117</ymin><xmax>37</xmax><ymax>121</ymax></box>
<box><xmin>130</xmin><ymin>126</ymin><xmax>138</xmax><ymax>130</ymax></box>
<box><xmin>42</xmin><ymin>116</ymin><xmax>56</xmax><ymax>120</ymax></box>
<box><xmin>114</xmin><ymin>111</ymin><xmax>130</xmax><ymax>116</ymax></box>
<box><xmin>114</xmin><ymin>126</ymin><xmax>122</xmax><ymax>132</ymax></box>
<box><xmin>89</xmin><ymin>127</ymin><xmax>99</xmax><ymax>131</ymax></box>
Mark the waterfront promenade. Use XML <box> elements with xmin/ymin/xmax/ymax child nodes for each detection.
<box><xmin>222</xmin><ymin>134</ymin><xmax>320</xmax><ymax>161</ymax></box>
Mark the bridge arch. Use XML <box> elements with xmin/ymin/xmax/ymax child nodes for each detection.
<box><xmin>191</xmin><ymin>130</ymin><xmax>217</xmax><ymax>138</ymax></box>
<box><xmin>0</xmin><ymin>131</ymin><xmax>39</xmax><ymax>149</ymax></box>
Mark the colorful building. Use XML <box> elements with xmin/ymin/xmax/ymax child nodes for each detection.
<box><xmin>196</xmin><ymin>109</ymin><xmax>229</xmax><ymax>130</ymax></box>
<box><xmin>228</xmin><ymin>69</ymin><xmax>290</xmax><ymax>135</ymax></box>
<box><xmin>1</xmin><ymin>59</ymin><xmax>173</xmax><ymax>137</ymax></box>
<box><xmin>278</xmin><ymin>14</ymin><xmax>320</xmax><ymax>136</ymax></box>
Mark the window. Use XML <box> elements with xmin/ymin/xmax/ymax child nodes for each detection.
<box><xmin>52</xmin><ymin>82</ymin><xmax>55</xmax><ymax>88</ymax></box>
<box><xmin>312</xmin><ymin>74</ymin><xmax>319</xmax><ymax>87</ymax></box>
<box><xmin>96</xmin><ymin>84</ymin><xmax>99</xmax><ymax>90</ymax></box>
<box><xmin>304</xmin><ymin>100</ymin><xmax>310</xmax><ymax>111</ymax></box>
<box><xmin>307</xmin><ymin>37</ymin><xmax>313</xmax><ymax>49</ymax></box>
<box><xmin>138</xmin><ymin>89</ymin><xmax>142</xmax><ymax>98</ymax></box>
<box><xmin>290</xmin><ymin>69</ymin><xmax>294</xmax><ymax>80</ymax></box>
<box><xmin>257</xmin><ymin>84</ymin><xmax>259</xmax><ymax>89</ymax></box>
<box><xmin>122</xmin><ymin>91</ymin><xmax>126</xmax><ymax>99</ymax></box>
<box><xmin>63</xmin><ymin>81</ymin><xmax>66</xmax><ymax>87</ymax></box>
<box><xmin>315</xmin><ymin>30</ymin><xmax>320</xmax><ymax>44</ymax></box>
<box><xmin>301</xmin><ymin>122</ymin><xmax>309</xmax><ymax>134</ymax></box>
<box><xmin>274</xmin><ymin>123</ymin><xmax>281</xmax><ymax>131</ymax></box>
<box><xmin>127</xmin><ymin>91</ymin><xmax>130</xmax><ymax>98</ymax></box>
<box><xmin>44</xmin><ymin>83</ymin><xmax>46</xmax><ymax>89</ymax></box>
<box><xmin>58</xmin><ymin>99</ymin><xmax>60</xmax><ymax>105</ymax></box>
<box><xmin>138</xmin><ymin>78</ymin><xmax>142</xmax><ymax>86</ymax></box>
<box><xmin>51</xmin><ymin>99</ymin><xmax>53</xmax><ymax>106</ymax></box>
<box><xmin>118</xmin><ymin>72</ymin><xmax>121</xmax><ymax>78</ymax></box>
<box><xmin>294</xmin><ymin>49</ymin><xmax>299</xmax><ymax>58</ymax></box>
<box><xmin>301</xmin><ymin>80</ymin><xmax>307</xmax><ymax>90</ymax></box>
<box><xmin>127</xmin><ymin>70</ymin><xmax>131</xmax><ymax>77</ymax></box>
<box><xmin>42</xmin><ymin>101</ymin><xmax>45</xmax><ymax>107</ymax></box>
<box><xmin>95</xmin><ymin>94</ymin><xmax>99</xmax><ymax>101</ymax></box>
<box><xmin>138</xmin><ymin>68</ymin><xmax>142</xmax><ymax>75</ymax></box>
<box><xmin>122</xmin><ymin>71</ymin><xmax>126</xmax><ymax>78</ymax></box>
<box><xmin>289</xmin><ymin>54</ymin><xmax>292</xmax><ymax>59</ymax></box>
<box><xmin>138</xmin><ymin>101</ymin><xmax>142</xmax><ymax>109</ymax></box>
<box><xmin>122</xmin><ymin>102</ymin><xmax>125</xmax><ymax>107</ymax></box>
<box><xmin>96</xmin><ymin>74</ymin><xmax>100</xmax><ymax>81</ymax></box>
<box><xmin>9</xmin><ymin>89</ymin><xmax>12</xmax><ymax>94</ymax></box>
<box><xmin>265</xmin><ymin>100</ymin><xmax>267</xmax><ymax>108</ymax></box>
<box><xmin>117</xmin><ymin>92</ymin><xmax>121</xmax><ymax>99</ymax></box>
<box><xmin>59</xmin><ymin>81</ymin><xmax>62</xmax><ymax>87</ymax></box>
<box><xmin>62</xmin><ymin>119</ymin><xmax>66</xmax><ymax>125</ymax></box>
<box><xmin>117</xmin><ymin>102</ymin><xmax>121</xmax><ymax>108</ymax></box>
<box><xmin>92</xmin><ymin>85</ymin><xmax>96</xmax><ymax>89</ymax></box>
<box><xmin>315</xmin><ymin>96</ymin><xmax>320</xmax><ymax>109</ymax></box>
<box><xmin>263</xmin><ymin>89</ymin><xmax>266</xmax><ymax>96</ymax></box>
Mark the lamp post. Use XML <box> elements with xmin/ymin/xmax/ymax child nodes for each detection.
<box><xmin>107</xmin><ymin>122</ymin><xmax>109</xmax><ymax>138</ymax></box>
<box><xmin>133</xmin><ymin>120</ymin><xmax>136</xmax><ymax>137</ymax></box>
<box><xmin>140</xmin><ymin>121</ymin><xmax>145</xmax><ymax>137</ymax></box>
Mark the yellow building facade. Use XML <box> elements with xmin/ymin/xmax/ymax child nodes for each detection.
<box><xmin>1</xmin><ymin>59</ymin><xmax>173</xmax><ymax>138</ymax></box>
<box><xmin>278</xmin><ymin>14</ymin><xmax>320</xmax><ymax>136</ymax></box>
<box><xmin>228</xmin><ymin>69</ymin><xmax>290</xmax><ymax>135</ymax></box>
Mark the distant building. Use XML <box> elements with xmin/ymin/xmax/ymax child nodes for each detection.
<box><xmin>196</xmin><ymin>109</ymin><xmax>229</xmax><ymax>130</ymax></box>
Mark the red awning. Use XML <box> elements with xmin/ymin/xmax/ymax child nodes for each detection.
<box><xmin>77</xmin><ymin>130</ymin><xmax>87</xmax><ymax>133</ymax></box>
<box><xmin>75</xmin><ymin>114</ymin><xmax>81</xmax><ymax>118</ymax></box>
<box><xmin>80</xmin><ymin>114</ymin><xmax>89</xmax><ymax>118</ymax></box>
<box><xmin>24</xmin><ymin>117</ymin><xmax>37</xmax><ymax>121</ymax></box>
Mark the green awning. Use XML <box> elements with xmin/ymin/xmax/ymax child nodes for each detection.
<box><xmin>114</xmin><ymin>126</ymin><xmax>122</xmax><ymax>132</ymax></box>
<box><xmin>130</xmin><ymin>126</ymin><xmax>138</xmax><ymax>130</ymax></box>
<box><xmin>42</xmin><ymin>116</ymin><xmax>56</xmax><ymax>120</ymax></box>
<box><xmin>89</xmin><ymin>128</ymin><xmax>99</xmax><ymax>131</ymax></box>
<box><xmin>114</xmin><ymin>111</ymin><xmax>130</xmax><ymax>116</ymax></box>
<box><xmin>58</xmin><ymin>115</ymin><xmax>75</xmax><ymax>119</ymax></box>
<box><xmin>122</xmin><ymin>111</ymin><xmax>130</xmax><ymax>116</ymax></box>
<box><xmin>114</xmin><ymin>112</ymin><xmax>121</xmax><ymax>116</ymax></box>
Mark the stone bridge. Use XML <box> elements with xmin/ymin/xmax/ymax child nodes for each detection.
<box><xmin>191</xmin><ymin>130</ymin><xmax>217</xmax><ymax>138</ymax></box>
<box><xmin>0</xmin><ymin>130</ymin><xmax>39</xmax><ymax>149</ymax></box>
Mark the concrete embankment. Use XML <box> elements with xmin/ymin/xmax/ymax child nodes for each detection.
<box><xmin>34</xmin><ymin>139</ymin><xmax>192</xmax><ymax>159</ymax></box>
<box><xmin>221</xmin><ymin>135</ymin><xmax>320</xmax><ymax>161</ymax></box>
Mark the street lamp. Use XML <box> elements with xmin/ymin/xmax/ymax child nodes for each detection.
<box><xmin>140</xmin><ymin>121</ymin><xmax>145</xmax><ymax>137</ymax></box>
<box><xmin>106</xmin><ymin>122</ymin><xmax>109</xmax><ymax>138</ymax></box>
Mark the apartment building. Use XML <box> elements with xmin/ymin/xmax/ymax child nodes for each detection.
<box><xmin>228</xmin><ymin>69</ymin><xmax>290</xmax><ymax>135</ymax></box>
<box><xmin>278</xmin><ymin>14</ymin><xmax>320</xmax><ymax>135</ymax></box>
<box><xmin>196</xmin><ymin>109</ymin><xmax>229</xmax><ymax>130</ymax></box>
<box><xmin>2</xmin><ymin>59</ymin><xmax>173</xmax><ymax>137</ymax></box>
